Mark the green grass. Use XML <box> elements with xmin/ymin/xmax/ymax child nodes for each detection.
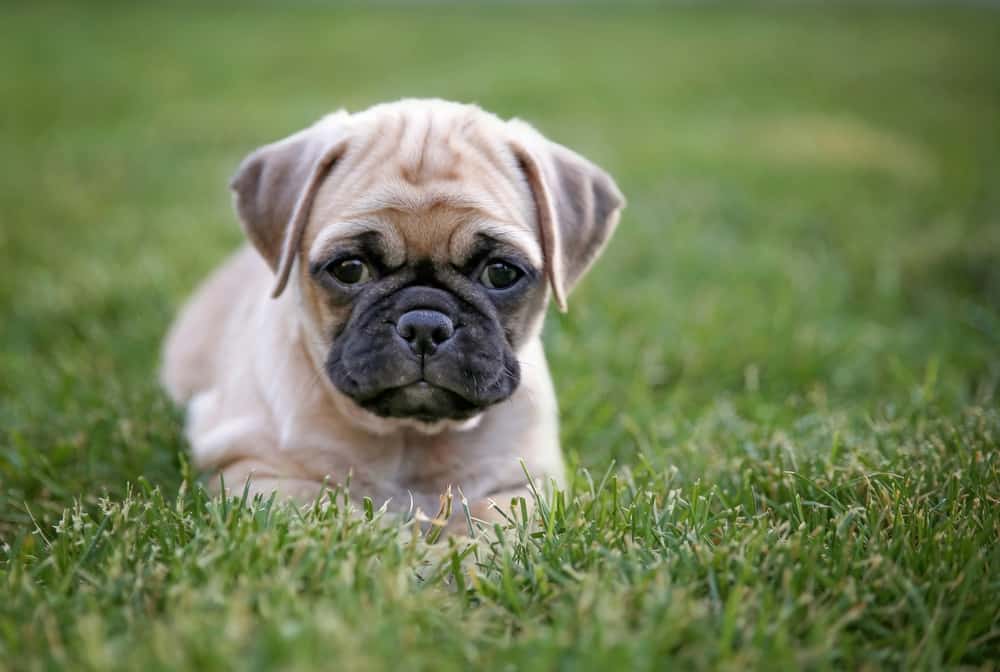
<box><xmin>2</xmin><ymin>2</ymin><xmax>999</xmax><ymax>669</ymax></box>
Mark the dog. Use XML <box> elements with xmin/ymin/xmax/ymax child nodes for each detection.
<box><xmin>161</xmin><ymin>99</ymin><xmax>623</xmax><ymax>530</ymax></box>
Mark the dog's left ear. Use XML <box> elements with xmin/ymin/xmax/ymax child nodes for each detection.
<box><xmin>230</xmin><ymin>111</ymin><xmax>351</xmax><ymax>298</ymax></box>
<box><xmin>508</xmin><ymin>121</ymin><xmax>625</xmax><ymax>311</ymax></box>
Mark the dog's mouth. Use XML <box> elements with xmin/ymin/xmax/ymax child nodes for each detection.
<box><xmin>359</xmin><ymin>380</ymin><xmax>484</xmax><ymax>422</ymax></box>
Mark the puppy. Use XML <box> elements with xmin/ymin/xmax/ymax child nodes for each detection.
<box><xmin>161</xmin><ymin>99</ymin><xmax>623</xmax><ymax>529</ymax></box>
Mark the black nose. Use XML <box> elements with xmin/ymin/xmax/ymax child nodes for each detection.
<box><xmin>395</xmin><ymin>309</ymin><xmax>455</xmax><ymax>356</ymax></box>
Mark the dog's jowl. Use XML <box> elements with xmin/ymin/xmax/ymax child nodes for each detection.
<box><xmin>160</xmin><ymin>99</ymin><xmax>624</xmax><ymax>530</ymax></box>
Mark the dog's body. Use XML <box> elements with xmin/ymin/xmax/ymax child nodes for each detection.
<box><xmin>161</xmin><ymin>99</ymin><xmax>622</xmax><ymax>527</ymax></box>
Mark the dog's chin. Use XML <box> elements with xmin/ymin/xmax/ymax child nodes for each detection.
<box><xmin>359</xmin><ymin>381</ymin><xmax>484</xmax><ymax>423</ymax></box>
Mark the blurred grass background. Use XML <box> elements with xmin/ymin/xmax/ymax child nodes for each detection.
<box><xmin>1</xmin><ymin>2</ymin><xmax>999</xmax><ymax>669</ymax></box>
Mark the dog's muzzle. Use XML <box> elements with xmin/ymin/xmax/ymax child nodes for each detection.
<box><xmin>327</xmin><ymin>286</ymin><xmax>520</xmax><ymax>423</ymax></box>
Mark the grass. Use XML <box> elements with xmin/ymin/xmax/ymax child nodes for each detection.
<box><xmin>2</xmin><ymin>2</ymin><xmax>999</xmax><ymax>669</ymax></box>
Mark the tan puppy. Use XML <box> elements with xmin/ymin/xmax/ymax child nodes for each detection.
<box><xmin>161</xmin><ymin>99</ymin><xmax>623</xmax><ymax>529</ymax></box>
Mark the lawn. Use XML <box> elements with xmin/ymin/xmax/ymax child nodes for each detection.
<box><xmin>2</xmin><ymin>2</ymin><xmax>999</xmax><ymax>669</ymax></box>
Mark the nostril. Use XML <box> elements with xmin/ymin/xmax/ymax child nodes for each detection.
<box><xmin>431</xmin><ymin>322</ymin><xmax>454</xmax><ymax>344</ymax></box>
<box><xmin>397</xmin><ymin>321</ymin><xmax>416</xmax><ymax>342</ymax></box>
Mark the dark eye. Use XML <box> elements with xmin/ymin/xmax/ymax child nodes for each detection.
<box><xmin>480</xmin><ymin>260</ymin><xmax>522</xmax><ymax>290</ymax></box>
<box><xmin>326</xmin><ymin>257</ymin><xmax>371</xmax><ymax>285</ymax></box>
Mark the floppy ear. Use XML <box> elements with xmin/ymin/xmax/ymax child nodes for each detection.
<box><xmin>508</xmin><ymin>123</ymin><xmax>625</xmax><ymax>311</ymax></box>
<box><xmin>230</xmin><ymin>111</ymin><xmax>351</xmax><ymax>298</ymax></box>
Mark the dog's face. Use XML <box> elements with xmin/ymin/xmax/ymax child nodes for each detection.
<box><xmin>230</xmin><ymin>100</ymin><xmax>623</xmax><ymax>427</ymax></box>
<box><xmin>306</xmin><ymin>204</ymin><xmax>547</xmax><ymax>423</ymax></box>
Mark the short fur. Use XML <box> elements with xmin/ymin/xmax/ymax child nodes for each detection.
<box><xmin>161</xmin><ymin>99</ymin><xmax>624</xmax><ymax>530</ymax></box>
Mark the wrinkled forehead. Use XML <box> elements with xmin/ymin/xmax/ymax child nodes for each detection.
<box><xmin>304</xmin><ymin>107</ymin><xmax>540</xmax><ymax>268</ymax></box>
<box><xmin>307</xmin><ymin>188</ymin><xmax>542</xmax><ymax>269</ymax></box>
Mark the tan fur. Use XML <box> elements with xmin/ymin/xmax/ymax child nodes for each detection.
<box><xmin>161</xmin><ymin>99</ymin><xmax>623</xmax><ymax>531</ymax></box>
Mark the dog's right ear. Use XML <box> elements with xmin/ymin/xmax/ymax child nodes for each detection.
<box><xmin>230</xmin><ymin>111</ymin><xmax>351</xmax><ymax>298</ymax></box>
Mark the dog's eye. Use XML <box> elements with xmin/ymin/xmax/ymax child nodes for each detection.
<box><xmin>326</xmin><ymin>257</ymin><xmax>371</xmax><ymax>285</ymax></box>
<box><xmin>480</xmin><ymin>261</ymin><xmax>522</xmax><ymax>290</ymax></box>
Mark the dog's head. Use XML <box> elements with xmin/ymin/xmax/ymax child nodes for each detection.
<box><xmin>230</xmin><ymin>99</ymin><xmax>623</xmax><ymax>429</ymax></box>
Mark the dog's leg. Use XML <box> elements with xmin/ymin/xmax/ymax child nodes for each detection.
<box><xmin>206</xmin><ymin>460</ymin><xmax>325</xmax><ymax>502</ymax></box>
<box><xmin>443</xmin><ymin>487</ymin><xmax>537</xmax><ymax>535</ymax></box>
<box><xmin>208</xmin><ymin>459</ymin><xmax>445</xmax><ymax>519</ymax></box>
